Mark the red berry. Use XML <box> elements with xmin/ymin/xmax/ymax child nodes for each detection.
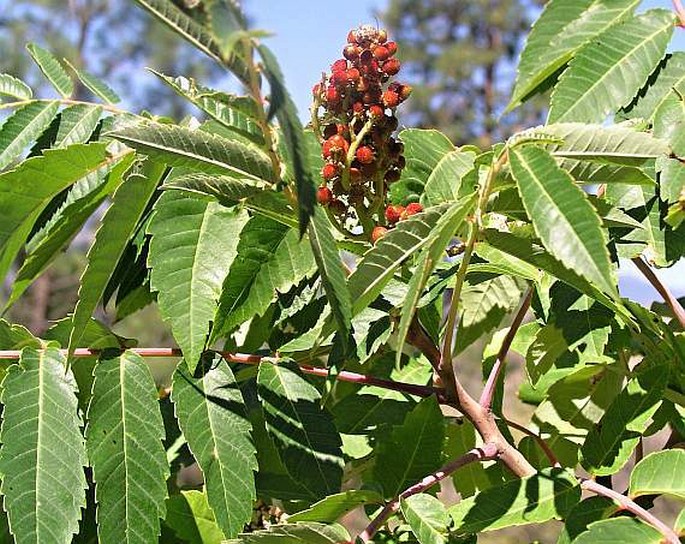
<box><xmin>347</xmin><ymin>29</ymin><xmax>358</xmax><ymax>44</ymax></box>
<box><xmin>403</xmin><ymin>202</ymin><xmax>423</xmax><ymax>218</ymax></box>
<box><xmin>352</xmin><ymin>101</ymin><xmax>365</xmax><ymax>114</ymax></box>
<box><xmin>356</xmin><ymin>146</ymin><xmax>375</xmax><ymax>164</ymax></box>
<box><xmin>382</xmin><ymin>58</ymin><xmax>401</xmax><ymax>76</ymax></box>
<box><xmin>343</xmin><ymin>44</ymin><xmax>361</xmax><ymax>60</ymax></box>
<box><xmin>317</xmin><ymin>186</ymin><xmax>332</xmax><ymax>205</ymax></box>
<box><xmin>322</xmin><ymin>134</ymin><xmax>349</xmax><ymax>159</ymax></box>
<box><xmin>331</xmin><ymin>59</ymin><xmax>348</xmax><ymax>72</ymax></box>
<box><xmin>386</xmin><ymin>41</ymin><xmax>398</xmax><ymax>56</ymax></box>
<box><xmin>398</xmin><ymin>84</ymin><xmax>413</xmax><ymax>101</ymax></box>
<box><xmin>371</xmin><ymin>226</ymin><xmax>388</xmax><ymax>244</ymax></box>
<box><xmin>346</xmin><ymin>68</ymin><xmax>361</xmax><ymax>83</ymax></box>
<box><xmin>382</xmin><ymin>90</ymin><xmax>400</xmax><ymax>108</ymax></box>
<box><xmin>368</xmin><ymin>104</ymin><xmax>384</xmax><ymax>118</ymax></box>
<box><xmin>385</xmin><ymin>205</ymin><xmax>404</xmax><ymax>224</ymax></box>
<box><xmin>326</xmin><ymin>85</ymin><xmax>340</xmax><ymax>104</ymax></box>
<box><xmin>321</xmin><ymin>163</ymin><xmax>339</xmax><ymax>180</ymax></box>
<box><xmin>331</xmin><ymin>70</ymin><xmax>348</xmax><ymax>85</ymax></box>
<box><xmin>373</xmin><ymin>45</ymin><xmax>390</xmax><ymax>61</ymax></box>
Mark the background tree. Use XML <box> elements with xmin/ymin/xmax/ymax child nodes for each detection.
<box><xmin>381</xmin><ymin>0</ymin><xmax>546</xmax><ymax>147</ymax></box>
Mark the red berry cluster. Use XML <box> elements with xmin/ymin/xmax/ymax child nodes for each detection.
<box><xmin>312</xmin><ymin>25</ymin><xmax>413</xmax><ymax>241</ymax></box>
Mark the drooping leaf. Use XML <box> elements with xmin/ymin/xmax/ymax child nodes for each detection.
<box><xmin>64</xmin><ymin>60</ymin><xmax>120</xmax><ymax>104</ymax></box>
<box><xmin>6</xmin><ymin>149</ymin><xmax>134</xmax><ymax>308</ymax></box>
<box><xmin>581</xmin><ymin>363</ymin><xmax>668</xmax><ymax>475</ymax></box>
<box><xmin>0</xmin><ymin>73</ymin><xmax>33</xmax><ymax>100</ymax></box>
<box><xmin>172</xmin><ymin>356</ymin><xmax>257</xmax><ymax>539</ymax></box>
<box><xmin>0</xmin><ymin>142</ymin><xmax>115</xmax><ymax>282</ymax></box>
<box><xmin>0</xmin><ymin>100</ymin><xmax>59</xmax><ymax>170</ymax></box>
<box><xmin>374</xmin><ymin>395</ymin><xmax>445</xmax><ymax>498</ymax></box>
<box><xmin>0</xmin><ymin>347</ymin><xmax>87</xmax><ymax>544</ymax></box>
<box><xmin>85</xmin><ymin>351</ymin><xmax>168</xmax><ymax>544</ymax></box>
<box><xmin>147</xmin><ymin>191</ymin><xmax>248</xmax><ymax>371</ymax></box>
<box><xmin>629</xmin><ymin>449</ymin><xmax>685</xmax><ymax>500</ymax></box>
<box><xmin>68</xmin><ymin>159</ymin><xmax>166</xmax><ymax>354</ymax></box>
<box><xmin>53</xmin><ymin>104</ymin><xmax>103</xmax><ymax>148</ymax></box>
<box><xmin>348</xmin><ymin>203</ymin><xmax>451</xmax><ymax>316</ymax></box>
<box><xmin>258</xmin><ymin>44</ymin><xmax>316</xmax><ymax>234</ymax></box>
<box><xmin>307</xmin><ymin>208</ymin><xmax>352</xmax><ymax>336</ymax></box>
<box><xmin>548</xmin><ymin>10</ymin><xmax>674</xmax><ymax>123</ymax></box>
<box><xmin>288</xmin><ymin>490</ymin><xmax>384</xmax><ymax>523</ymax></box>
<box><xmin>212</xmin><ymin>216</ymin><xmax>315</xmax><ymax>340</ymax></box>
<box><xmin>224</xmin><ymin>523</ymin><xmax>349</xmax><ymax>544</ymax></box>
<box><xmin>448</xmin><ymin>468</ymin><xmax>580</xmax><ymax>535</ymax></box>
<box><xmin>395</xmin><ymin>194</ymin><xmax>475</xmax><ymax>365</ymax></box>
<box><xmin>509</xmin><ymin>0</ymin><xmax>640</xmax><ymax>111</ymax></box>
<box><xmin>510</xmin><ymin>145</ymin><xmax>616</xmax><ymax>297</ymax></box>
<box><xmin>107</xmin><ymin>121</ymin><xmax>276</xmax><ymax>183</ymax></box>
<box><xmin>571</xmin><ymin>517</ymin><xmax>662</xmax><ymax>544</ymax></box>
<box><xmin>26</xmin><ymin>43</ymin><xmax>73</xmax><ymax>97</ymax></box>
<box><xmin>164</xmin><ymin>490</ymin><xmax>224</xmax><ymax>544</ymax></box>
<box><xmin>257</xmin><ymin>362</ymin><xmax>344</xmax><ymax>500</ymax></box>
<box><xmin>401</xmin><ymin>494</ymin><xmax>450</xmax><ymax>544</ymax></box>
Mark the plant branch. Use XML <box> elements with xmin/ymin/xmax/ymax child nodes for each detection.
<box><xmin>501</xmin><ymin>417</ymin><xmax>559</xmax><ymax>467</ymax></box>
<box><xmin>674</xmin><ymin>0</ymin><xmax>685</xmax><ymax>27</ymax></box>
<box><xmin>632</xmin><ymin>256</ymin><xmax>685</xmax><ymax>328</ymax></box>
<box><xmin>580</xmin><ymin>478</ymin><xmax>680</xmax><ymax>544</ymax></box>
<box><xmin>480</xmin><ymin>285</ymin><xmax>533</xmax><ymax>411</ymax></box>
<box><xmin>357</xmin><ymin>443</ymin><xmax>499</xmax><ymax>543</ymax></box>
<box><xmin>0</xmin><ymin>347</ymin><xmax>443</xmax><ymax>400</ymax></box>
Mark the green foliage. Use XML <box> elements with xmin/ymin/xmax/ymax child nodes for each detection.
<box><xmin>0</xmin><ymin>2</ymin><xmax>683</xmax><ymax>543</ymax></box>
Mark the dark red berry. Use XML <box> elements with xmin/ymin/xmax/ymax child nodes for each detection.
<box><xmin>373</xmin><ymin>45</ymin><xmax>390</xmax><ymax>61</ymax></box>
<box><xmin>329</xmin><ymin>199</ymin><xmax>347</xmax><ymax>215</ymax></box>
<box><xmin>322</xmin><ymin>134</ymin><xmax>349</xmax><ymax>159</ymax></box>
<box><xmin>331</xmin><ymin>59</ymin><xmax>348</xmax><ymax>72</ymax></box>
<box><xmin>326</xmin><ymin>85</ymin><xmax>340</xmax><ymax>104</ymax></box>
<box><xmin>371</xmin><ymin>226</ymin><xmax>388</xmax><ymax>244</ymax></box>
<box><xmin>356</xmin><ymin>146</ymin><xmax>375</xmax><ymax>164</ymax></box>
<box><xmin>368</xmin><ymin>104</ymin><xmax>384</xmax><ymax>118</ymax></box>
<box><xmin>398</xmin><ymin>84</ymin><xmax>412</xmax><ymax>101</ymax></box>
<box><xmin>386</xmin><ymin>41</ymin><xmax>398</xmax><ymax>56</ymax></box>
<box><xmin>385</xmin><ymin>205</ymin><xmax>404</xmax><ymax>224</ymax></box>
<box><xmin>382</xmin><ymin>58</ymin><xmax>401</xmax><ymax>76</ymax></box>
<box><xmin>321</xmin><ymin>163</ymin><xmax>339</xmax><ymax>180</ymax></box>
<box><xmin>343</xmin><ymin>44</ymin><xmax>361</xmax><ymax>60</ymax></box>
<box><xmin>352</xmin><ymin>101</ymin><xmax>365</xmax><ymax>114</ymax></box>
<box><xmin>402</xmin><ymin>202</ymin><xmax>423</xmax><ymax>218</ymax></box>
<box><xmin>346</xmin><ymin>68</ymin><xmax>361</xmax><ymax>83</ymax></box>
<box><xmin>349</xmin><ymin>167</ymin><xmax>362</xmax><ymax>184</ymax></box>
<box><xmin>382</xmin><ymin>90</ymin><xmax>400</xmax><ymax>108</ymax></box>
<box><xmin>347</xmin><ymin>29</ymin><xmax>358</xmax><ymax>44</ymax></box>
<box><xmin>317</xmin><ymin>186</ymin><xmax>332</xmax><ymax>205</ymax></box>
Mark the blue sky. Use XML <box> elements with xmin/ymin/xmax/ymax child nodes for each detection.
<box><xmin>245</xmin><ymin>0</ymin><xmax>685</xmax><ymax>303</ymax></box>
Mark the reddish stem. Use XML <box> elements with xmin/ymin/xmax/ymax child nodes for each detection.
<box><xmin>632</xmin><ymin>257</ymin><xmax>685</xmax><ymax>328</ymax></box>
<box><xmin>502</xmin><ymin>417</ymin><xmax>560</xmax><ymax>467</ymax></box>
<box><xmin>580</xmin><ymin>479</ymin><xmax>680</xmax><ymax>544</ymax></box>
<box><xmin>480</xmin><ymin>286</ymin><xmax>533</xmax><ymax>411</ymax></box>
<box><xmin>0</xmin><ymin>347</ymin><xmax>442</xmax><ymax>400</ymax></box>
<box><xmin>357</xmin><ymin>443</ymin><xmax>499</xmax><ymax>543</ymax></box>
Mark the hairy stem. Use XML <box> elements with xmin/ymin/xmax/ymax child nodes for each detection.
<box><xmin>632</xmin><ymin>256</ymin><xmax>685</xmax><ymax>328</ymax></box>
<box><xmin>480</xmin><ymin>285</ymin><xmax>533</xmax><ymax>411</ymax></box>
<box><xmin>357</xmin><ymin>443</ymin><xmax>499</xmax><ymax>543</ymax></box>
<box><xmin>580</xmin><ymin>479</ymin><xmax>680</xmax><ymax>544</ymax></box>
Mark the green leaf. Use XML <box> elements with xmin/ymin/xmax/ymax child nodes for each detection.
<box><xmin>26</xmin><ymin>43</ymin><xmax>73</xmax><ymax>97</ymax></box>
<box><xmin>581</xmin><ymin>363</ymin><xmax>668</xmax><ymax>475</ymax></box>
<box><xmin>443</xmin><ymin>420</ymin><xmax>494</xmax><ymax>499</ymax></box>
<box><xmin>164</xmin><ymin>172</ymin><xmax>266</xmax><ymax>203</ymax></box>
<box><xmin>107</xmin><ymin>121</ymin><xmax>276</xmax><ymax>182</ymax></box>
<box><xmin>0</xmin><ymin>319</ymin><xmax>40</xmax><ymax>350</ymax></box>
<box><xmin>64</xmin><ymin>60</ymin><xmax>120</xmax><ymax>104</ymax></box>
<box><xmin>348</xmin><ymin>203</ymin><xmax>451</xmax><ymax>316</ymax></box>
<box><xmin>151</xmin><ymin>71</ymin><xmax>264</xmax><ymax>145</ymax></box>
<box><xmin>148</xmin><ymin>191</ymin><xmax>249</xmax><ymax>371</ymax></box>
<box><xmin>556</xmin><ymin>496</ymin><xmax>615</xmax><ymax>544</ymax></box>
<box><xmin>629</xmin><ymin>449</ymin><xmax>685</xmax><ymax>500</ymax></box>
<box><xmin>509</xmin><ymin>0</ymin><xmax>640</xmax><ymax>111</ymax></box>
<box><xmin>393</xmin><ymin>129</ymin><xmax>455</xmax><ymax>204</ymax></box>
<box><xmin>0</xmin><ymin>142</ymin><xmax>114</xmax><ymax>283</ymax></box>
<box><xmin>448</xmin><ymin>468</ymin><xmax>580</xmax><ymax>535</ymax></box>
<box><xmin>374</xmin><ymin>396</ymin><xmax>445</xmax><ymax>498</ymax></box>
<box><xmin>6</xmin><ymin>150</ymin><xmax>134</xmax><ymax>309</ymax></box>
<box><xmin>0</xmin><ymin>74</ymin><xmax>33</xmax><ymax>100</ymax></box>
<box><xmin>164</xmin><ymin>490</ymin><xmax>224</xmax><ymax>544</ymax></box>
<box><xmin>0</xmin><ymin>347</ymin><xmax>87</xmax><ymax>544</ymax></box>
<box><xmin>0</xmin><ymin>100</ymin><xmax>59</xmax><ymax>170</ymax></box>
<box><xmin>401</xmin><ymin>494</ymin><xmax>450</xmax><ymax>544</ymax></box>
<box><xmin>395</xmin><ymin>195</ymin><xmax>476</xmax><ymax>365</ymax></box>
<box><xmin>510</xmin><ymin>145</ymin><xmax>616</xmax><ymax>297</ymax></box>
<box><xmin>474</xmin><ymin>242</ymin><xmax>539</xmax><ymax>282</ymax></box>
<box><xmin>68</xmin><ymin>159</ymin><xmax>165</xmax><ymax>354</ymax></box>
<box><xmin>53</xmin><ymin>104</ymin><xmax>103</xmax><ymax>148</ymax></box>
<box><xmin>572</xmin><ymin>517</ymin><xmax>662</xmax><ymax>544</ymax></box>
<box><xmin>258</xmin><ymin>44</ymin><xmax>316</xmax><ymax>234</ymax></box>
<box><xmin>307</xmin><ymin>209</ymin><xmax>352</xmax><ymax>336</ymax></box>
<box><xmin>422</xmin><ymin>149</ymin><xmax>476</xmax><ymax>206</ymax></box>
<box><xmin>548</xmin><ymin>10</ymin><xmax>674</xmax><ymax>123</ymax></box>
<box><xmin>85</xmin><ymin>351</ymin><xmax>168</xmax><ymax>544</ymax></box>
<box><xmin>212</xmin><ymin>216</ymin><xmax>315</xmax><ymax>340</ymax></box>
<box><xmin>257</xmin><ymin>362</ymin><xmax>344</xmax><ymax>500</ymax></box>
<box><xmin>288</xmin><ymin>490</ymin><xmax>384</xmax><ymax>523</ymax></box>
<box><xmin>225</xmin><ymin>523</ymin><xmax>349</xmax><ymax>544</ymax></box>
<box><xmin>172</xmin><ymin>356</ymin><xmax>257</xmax><ymax>538</ymax></box>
